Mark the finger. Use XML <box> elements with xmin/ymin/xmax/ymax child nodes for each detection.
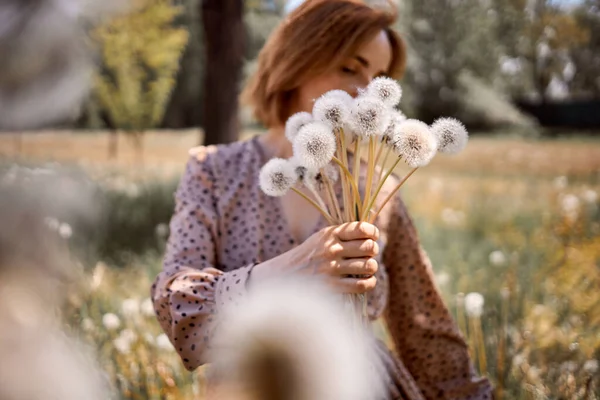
<box><xmin>335</xmin><ymin>222</ymin><xmax>379</xmax><ymax>242</ymax></box>
<box><xmin>334</xmin><ymin>275</ymin><xmax>378</xmax><ymax>294</ymax></box>
<box><xmin>335</xmin><ymin>258</ymin><xmax>378</xmax><ymax>276</ymax></box>
<box><xmin>337</xmin><ymin>239</ymin><xmax>379</xmax><ymax>258</ymax></box>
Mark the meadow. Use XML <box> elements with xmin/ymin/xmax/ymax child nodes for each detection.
<box><xmin>1</xmin><ymin>130</ymin><xmax>599</xmax><ymax>399</ymax></box>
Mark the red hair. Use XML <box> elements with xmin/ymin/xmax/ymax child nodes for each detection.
<box><xmin>242</xmin><ymin>0</ymin><xmax>407</xmax><ymax>128</ymax></box>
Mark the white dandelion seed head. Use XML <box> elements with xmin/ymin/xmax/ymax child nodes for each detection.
<box><xmin>259</xmin><ymin>158</ymin><xmax>297</xmax><ymax>197</ymax></box>
<box><xmin>583</xmin><ymin>359</ymin><xmax>599</xmax><ymax>374</ymax></box>
<box><xmin>383</xmin><ymin>109</ymin><xmax>407</xmax><ymax>140</ymax></box>
<box><xmin>101</xmin><ymin>313</ymin><xmax>120</xmax><ymax>331</ymax></box>
<box><xmin>121</xmin><ymin>298</ymin><xmax>140</xmax><ymax>318</ymax></box>
<box><xmin>285</xmin><ymin>112</ymin><xmax>314</xmax><ymax>143</ymax></box>
<box><xmin>366</xmin><ymin>77</ymin><xmax>402</xmax><ymax>107</ymax></box>
<box><xmin>58</xmin><ymin>222</ymin><xmax>72</xmax><ymax>239</ymax></box>
<box><xmin>293</xmin><ymin>122</ymin><xmax>337</xmax><ymax>170</ymax></box>
<box><xmin>430</xmin><ymin>117</ymin><xmax>469</xmax><ymax>155</ymax></box>
<box><xmin>324</xmin><ymin>89</ymin><xmax>354</xmax><ymax>104</ymax></box>
<box><xmin>489</xmin><ymin>250</ymin><xmax>507</xmax><ymax>267</ymax></box>
<box><xmin>582</xmin><ymin>189</ymin><xmax>598</xmax><ymax>204</ymax></box>
<box><xmin>349</xmin><ymin>96</ymin><xmax>391</xmax><ymax>138</ymax></box>
<box><xmin>560</xmin><ymin>193</ymin><xmax>580</xmax><ymax>221</ymax></box>
<box><xmin>313</xmin><ymin>93</ymin><xmax>350</xmax><ymax>129</ymax></box>
<box><xmin>140</xmin><ymin>298</ymin><xmax>155</xmax><ymax>317</ymax></box>
<box><xmin>392</xmin><ymin>119</ymin><xmax>437</xmax><ymax>168</ymax></box>
<box><xmin>155</xmin><ymin>334</ymin><xmax>174</xmax><ymax>352</ymax></box>
<box><xmin>464</xmin><ymin>292</ymin><xmax>485</xmax><ymax>318</ymax></box>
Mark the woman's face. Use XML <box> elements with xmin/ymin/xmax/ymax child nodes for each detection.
<box><xmin>293</xmin><ymin>30</ymin><xmax>392</xmax><ymax>115</ymax></box>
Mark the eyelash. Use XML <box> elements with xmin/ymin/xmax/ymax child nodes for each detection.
<box><xmin>341</xmin><ymin>67</ymin><xmax>356</xmax><ymax>75</ymax></box>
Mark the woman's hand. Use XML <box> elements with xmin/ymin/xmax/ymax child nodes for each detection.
<box><xmin>251</xmin><ymin>222</ymin><xmax>379</xmax><ymax>294</ymax></box>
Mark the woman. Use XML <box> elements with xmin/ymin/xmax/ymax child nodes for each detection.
<box><xmin>151</xmin><ymin>0</ymin><xmax>493</xmax><ymax>399</ymax></box>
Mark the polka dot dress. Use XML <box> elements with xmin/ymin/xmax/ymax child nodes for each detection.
<box><xmin>151</xmin><ymin>136</ymin><xmax>493</xmax><ymax>399</ymax></box>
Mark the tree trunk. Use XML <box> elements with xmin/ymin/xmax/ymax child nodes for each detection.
<box><xmin>201</xmin><ymin>0</ymin><xmax>245</xmax><ymax>146</ymax></box>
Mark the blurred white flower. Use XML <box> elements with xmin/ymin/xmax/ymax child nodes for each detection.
<box><xmin>441</xmin><ymin>208</ymin><xmax>465</xmax><ymax>227</ymax></box>
<box><xmin>582</xmin><ymin>189</ymin><xmax>598</xmax><ymax>204</ymax></box>
<box><xmin>569</xmin><ymin>342</ymin><xmax>579</xmax><ymax>351</ymax></box>
<box><xmin>58</xmin><ymin>222</ymin><xmax>72</xmax><ymax>239</ymax></box>
<box><xmin>154</xmin><ymin>223</ymin><xmax>169</xmax><ymax>239</ymax></box>
<box><xmin>560</xmin><ymin>361</ymin><xmax>577</xmax><ymax>373</ymax></box>
<box><xmin>560</xmin><ymin>194</ymin><xmax>580</xmax><ymax>220</ymax></box>
<box><xmin>113</xmin><ymin>329</ymin><xmax>136</xmax><ymax>355</ymax></box>
<box><xmin>430</xmin><ymin>117</ymin><xmax>469</xmax><ymax>155</ymax></box>
<box><xmin>553</xmin><ymin>176</ymin><xmax>568</xmax><ymax>190</ymax></box>
<box><xmin>102</xmin><ymin>313</ymin><xmax>120</xmax><ymax>331</ymax></box>
<box><xmin>143</xmin><ymin>333</ymin><xmax>155</xmax><ymax>345</ymax></box>
<box><xmin>259</xmin><ymin>158</ymin><xmax>297</xmax><ymax>197</ymax></box>
<box><xmin>464</xmin><ymin>292</ymin><xmax>484</xmax><ymax>318</ymax></box>
<box><xmin>81</xmin><ymin>318</ymin><xmax>95</xmax><ymax>332</ymax></box>
<box><xmin>489</xmin><ymin>250</ymin><xmax>507</xmax><ymax>266</ymax></box>
<box><xmin>500</xmin><ymin>287</ymin><xmax>510</xmax><ymax>300</ymax></box>
<box><xmin>121</xmin><ymin>299</ymin><xmax>140</xmax><ymax>318</ymax></box>
<box><xmin>512</xmin><ymin>354</ymin><xmax>526</xmax><ymax>368</ymax></box>
<box><xmin>583</xmin><ymin>359</ymin><xmax>598</xmax><ymax>374</ymax></box>
<box><xmin>435</xmin><ymin>271</ymin><xmax>450</xmax><ymax>287</ymax></box>
<box><xmin>90</xmin><ymin>261</ymin><xmax>106</xmax><ymax>291</ymax></box>
<box><xmin>156</xmin><ymin>334</ymin><xmax>174</xmax><ymax>351</ymax></box>
<box><xmin>140</xmin><ymin>298</ymin><xmax>155</xmax><ymax>317</ymax></box>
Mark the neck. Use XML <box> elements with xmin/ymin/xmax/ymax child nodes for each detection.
<box><xmin>258</xmin><ymin>126</ymin><xmax>293</xmax><ymax>159</ymax></box>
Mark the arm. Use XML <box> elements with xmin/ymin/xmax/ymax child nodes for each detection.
<box><xmin>382</xmin><ymin>194</ymin><xmax>493</xmax><ymax>399</ymax></box>
<box><xmin>151</xmin><ymin>151</ymin><xmax>255</xmax><ymax>371</ymax></box>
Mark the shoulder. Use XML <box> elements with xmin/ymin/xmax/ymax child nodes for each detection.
<box><xmin>186</xmin><ymin>137</ymin><xmax>262</xmax><ymax>177</ymax></box>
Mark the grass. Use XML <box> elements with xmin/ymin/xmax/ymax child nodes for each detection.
<box><xmin>2</xmin><ymin>130</ymin><xmax>599</xmax><ymax>399</ymax></box>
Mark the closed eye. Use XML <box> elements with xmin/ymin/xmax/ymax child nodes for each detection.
<box><xmin>341</xmin><ymin>66</ymin><xmax>356</xmax><ymax>75</ymax></box>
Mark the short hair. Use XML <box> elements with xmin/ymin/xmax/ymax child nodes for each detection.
<box><xmin>241</xmin><ymin>0</ymin><xmax>407</xmax><ymax>128</ymax></box>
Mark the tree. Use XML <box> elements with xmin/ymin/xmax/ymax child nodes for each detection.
<box><xmin>93</xmin><ymin>0</ymin><xmax>189</xmax><ymax>162</ymax></box>
<box><xmin>201</xmin><ymin>0</ymin><xmax>245</xmax><ymax>146</ymax></box>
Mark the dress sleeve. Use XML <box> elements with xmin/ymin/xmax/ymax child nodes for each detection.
<box><xmin>381</xmin><ymin>194</ymin><xmax>493</xmax><ymax>399</ymax></box>
<box><xmin>151</xmin><ymin>152</ymin><xmax>255</xmax><ymax>371</ymax></box>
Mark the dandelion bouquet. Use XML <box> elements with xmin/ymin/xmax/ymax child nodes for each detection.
<box><xmin>259</xmin><ymin>78</ymin><xmax>468</xmax><ymax>322</ymax></box>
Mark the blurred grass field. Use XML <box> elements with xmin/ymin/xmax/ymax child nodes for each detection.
<box><xmin>1</xmin><ymin>130</ymin><xmax>599</xmax><ymax>399</ymax></box>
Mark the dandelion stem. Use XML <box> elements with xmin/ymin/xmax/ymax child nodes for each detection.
<box><xmin>376</xmin><ymin>144</ymin><xmax>392</xmax><ymax>184</ymax></box>
<box><xmin>321</xmin><ymin>169</ymin><xmax>342</xmax><ymax>224</ymax></box>
<box><xmin>353</xmin><ymin>139</ymin><xmax>362</xmax><ymax>221</ymax></box>
<box><xmin>362</xmin><ymin>137</ymin><xmax>376</xmax><ymax>222</ymax></box>
<box><xmin>306</xmin><ymin>184</ymin><xmax>329</xmax><ymax>217</ymax></box>
<box><xmin>473</xmin><ymin>316</ymin><xmax>487</xmax><ymax>375</ymax></box>
<box><xmin>363</xmin><ymin>155</ymin><xmax>402</xmax><ymax>221</ymax></box>
<box><xmin>373</xmin><ymin>138</ymin><xmax>386</xmax><ymax>172</ymax></box>
<box><xmin>369</xmin><ymin>167</ymin><xmax>418</xmax><ymax>223</ymax></box>
<box><xmin>291</xmin><ymin>187</ymin><xmax>336</xmax><ymax>225</ymax></box>
<box><xmin>338</xmin><ymin>129</ymin><xmax>352</xmax><ymax>222</ymax></box>
<box><xmin>332</xmin><ymin>156</ymin><xmax>362</xmax><ymax>218</ymax></box>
